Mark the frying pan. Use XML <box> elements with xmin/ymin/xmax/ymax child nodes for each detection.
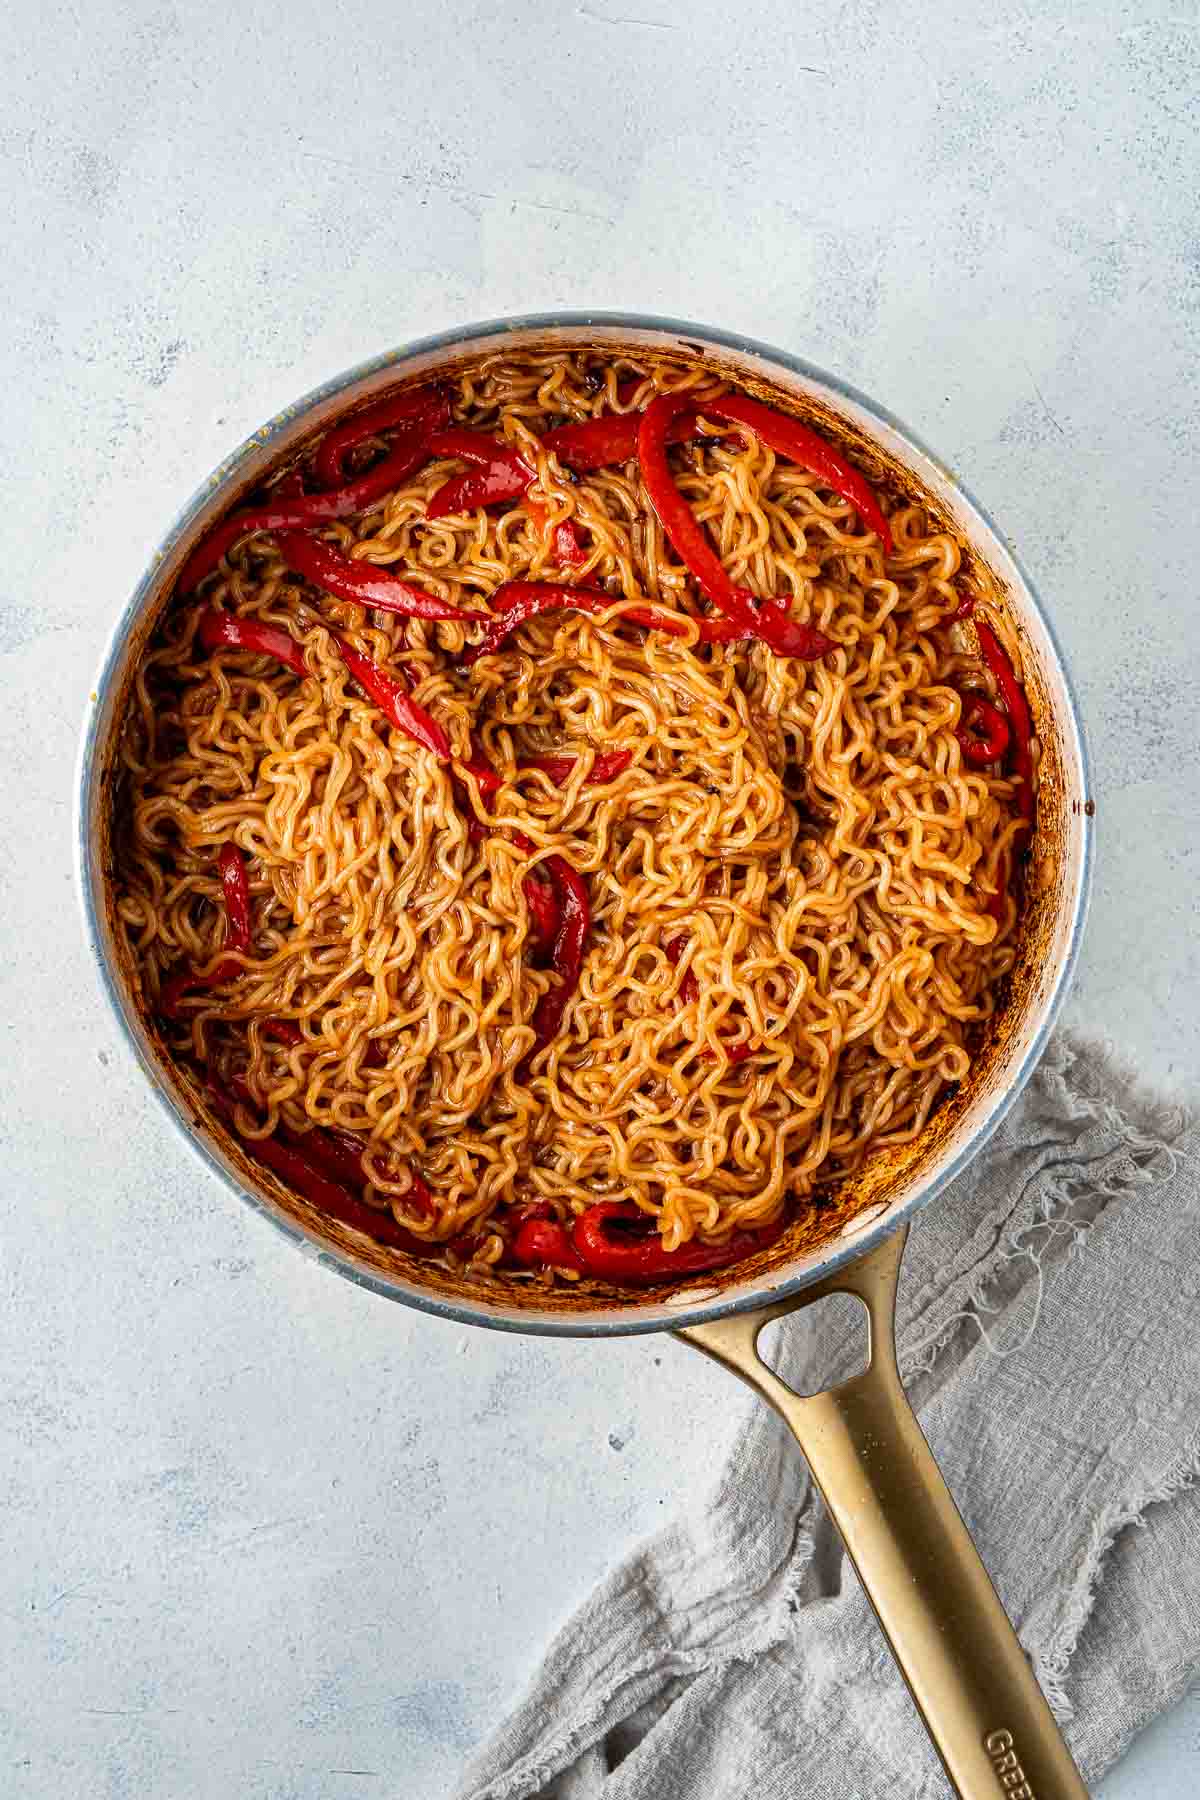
<box><xmin>76</xmin><ymin>313</ymin><xmax>1094</xmax><ymax>1799</ymax></box>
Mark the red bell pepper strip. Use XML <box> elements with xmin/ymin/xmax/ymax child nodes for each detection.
<box><xmin>288</xmin><ymin>1121</ymin><xmax>436</xmax><ymax>1222</ymax></box>
<box><xmin>571</xmin><ymin>1201</ymin><xmax>785</xmax><ymax>1285</ymax></box>
<box><xmin>974</xmin><ymin>621</ymin><xmax>1035</xmax><ymax>838</ymax></box>
<box><xmin>461</xmin><ymin>581</ymin><xmax>758</xmax><ymax>666</ymax></box>
<box><xmin>525</xmin><ymin>403</ymin><xmax>705</xmax><ymax>486</ymax></box>
<box><xmin>328</xmin><ymin>638</ymin><xmax>452</xmax><ymax>761</ymax></box>
<box><xmin>424</xmin><ymin>430</ymin><xmax>534</xmax><ymax>520</ymax></box>
<box><xmin>427</xmin><ymin>427</ymin><xmax>529</xmax><ymax>473</ymax></box>
<box><xmin>158</xmin><ymin>843</ymin><xmax>251</xmax><ymax>1017</ymax></box>
<box><xmin>523</xmin><ymin>749</ymin><xmax>632</xmax><ymax>787</ymax></box>
<box><xmin>523</xmin><ymin>875</ymin><xmax>560</xmax><ymax>958</ymax></box>
<box><xmin>274</xmin><ymin>531</ymin><xmax>484</xmax><ymax>623</ymax></box>
<box><xmin>217</xmin><ymin>842</ymin><xmax>251</xmax><ymax>955</ymax></box>
<box><xmin>555</xmin><ymin>522</ymin><xmax>587</xmax><ymax>566</ymax></box>
<box><xmin>953</xmin><ymin>620</ymin><xmax>1033</xmax><ymax>925</ymax></box>
<box><xmin>280</xmin><ymin>1123</ymin><xmax>366</xmax><ymax>1191</ymax></box>
<box><xmin>503</xmin><ymin>583</ymin><xmax>753</xmax><ymax>644</ymax></box>
<box><xmin>461</xmin><ymin>811</ymin><xmax>563</xmax><ymax>955</ymax></box>
<box><xmin>694</xmin><ymin>392</ymin><xmax>894</xmax><ymax>555</ymax></box>
<box><xmin>227</xmin><ymin>1077</ymin><xmax>434</xmax><ymax>1221</ymax></box>
<box><xmin>666</xmin><ymin>934</ymin><xmax>702</xmax><ymax>1009</ymax></box>
<box><xmin>523</xmin><ymin>496</ymin><xmax>588</xmax><ymax>568</ymax></box>
<box><xmin>197</xmin><ymin>608</ymin><xmax>454</xmax><ymax>764</ymax></box>
<box><xmin>637</xmin><ymin>395</ymin><xmax>836</xmax><ymax>660</ymax></box>
<box><xmin>207</xmin><ymin>1077</ymin><xmax>438</xmax><ymax>1254</ymax></box>
<box><xmin>505</xmin><ymin>1199</ymin><xmax>553</xmax><ymax>1229</ymax></box>
<box><xmin>511</xmin><ymin>1216</ymin><xmax>586</xmax><ymax>1274</ymax></box>
<box><xmin>178</xmin><ymin>439</ymin><xmax>436</xmax><ymax>593</ymax></box>
<box><xmin>525</xmin><ymin>855</ymin><xmax>590</xmax><ymax>1064</ymax></box>
<box><xmin>665</xmin><ymin>935</ymin><xmax>755</xmax><ymax>1064</ymax></box>
<box><xmin>459</xmin><ymin>755</ymin><xmax>504</xmax><ymax>797</ymax></box>
<box><xmin>541</xmin><ymin>412</ymin><xmax>647</xmax><ymax>471</ymax></box>
<box><xmin>261</xmin><ymin>1018</ymin><xmax>304</xmax><ymax>1046</ymax></box>
<box><xmin>424</xmin><ymin>406</ymin><xmax>704</xmax><ymax>519</ymax></box>
<box><xmin>314</xmin><ymin>384</ymin><xmax>450</xmax><ymax>488</ymax></box>
<box><xmin>197</xmin><ymin>609</ymin><xmax>309</xmax><ymax>678</ymax></box>
<box><xmin>157</xmin><ymin>966</ymin><xmax>203</xmax><ymax>1018</ymax></box>
<box><xmin>956</xmin><ymin>693</ymin><xmax>1011</xmax><ymax>767</ymax></box>
<box><xmin>444</xmin><ymin>1229</ymin><xmax>489</xmax><ymax>1260</ymax></box>
<box><xmin>455</xmin><ymin>734</ymin><xmax>505</xmax><ymax>798</ymax></box>
<box><xmin>545</xmin><ymin>406</ymin><xmax>702</xmax><ymax>471</ymax></box>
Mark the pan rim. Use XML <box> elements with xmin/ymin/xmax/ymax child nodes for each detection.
<box><xmin>74</xmin><ymin>309</ymin><xmax>1094</xmax><ymax>1338</ymax></box>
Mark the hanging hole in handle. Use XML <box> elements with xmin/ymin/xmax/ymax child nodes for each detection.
<box><xmin>756</xmin><ymin>1293</ymin><xmax>870</xmax><ymax>1397</ymax></box>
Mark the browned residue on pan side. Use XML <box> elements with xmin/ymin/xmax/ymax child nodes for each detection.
<box><xmin>97</xmin><ymin>335</ymin><xmax>1070</xmax><ymax>1319</ymax></box>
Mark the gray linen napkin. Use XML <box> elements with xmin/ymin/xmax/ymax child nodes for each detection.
<box><xmin>455</xmin><ymin>1035</ymin><xmax>1200</xmax><ymax>1799</ymax></box>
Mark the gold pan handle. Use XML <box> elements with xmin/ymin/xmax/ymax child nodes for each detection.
<box><xmin>677</xmin><ymin>1227</ymin><xmax>1089</xmax><ymax>1800</ymax></box>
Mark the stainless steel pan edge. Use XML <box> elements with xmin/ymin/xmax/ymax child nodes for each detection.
<box><xmin>74</xmin><ymin>311</ymin><xmax>1094</xmax><ymax>1340</ymax></box>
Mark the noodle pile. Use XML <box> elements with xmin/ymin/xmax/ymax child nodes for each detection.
<box><xmin>114</xmin><ymin>352</ymin><xmax>1027</xmax><ymax>1279</ymax></box>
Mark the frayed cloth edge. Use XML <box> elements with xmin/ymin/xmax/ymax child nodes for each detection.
<box><xmin>904</xmin><ymin>1036</ymin><xmax>1190</xmax><ymax>1378</ymax></box>
<box><xmin>1034</xmin><ymin>1431</ymin><xmax>1200</xmax><ymax>1722</ymax></box>
<box><xmin>455</xmin><ymin>1529</ymin><xmax>818</xmax><ymax>1800</ymax></box>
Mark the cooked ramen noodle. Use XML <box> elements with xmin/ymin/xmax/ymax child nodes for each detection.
<box><xmin>113</xmin><ymin>351</ymin><xmax>1034</xmax><ymax>1287</ymax></box>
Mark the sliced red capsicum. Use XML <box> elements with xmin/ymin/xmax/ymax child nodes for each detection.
<box><xmin>178</xmin><ymin>439</ymin><xmax>438</xmax><ymax>593</ymax></box>
<box><xmin>523</xmin><ymin>749</ymin><xmax>632</xmax><ymax>787</ymax></box>
<box><xmin>159</xmin><ymin>842</ymin><xmax>252</xmax><ymax>1016</ymax></box>
<box><xmin>196</xmin><ymin>608</ymin><xmax>453</xmax><ymax>763</ymax></box>
<box><xmin>544</xmin><ymin>405</ymin><xmax>702</xmax><ymax>472</ymax></box>
<box><xmin>522</xmin><ymin>496</ymin><xmax>588</xmax><ymax>568</ymax></box>
<box><xmin>511</xmin><ymin>1213</ymin><xmax>586</xmax><ymax>1274</ymax></box>
<box><xmin>955</xmin><ymin>693</ymin><xmax>1011</xmax><ymax>767</ymax></box>
<box><xmin>278</xmin><ymin>1113</ymin><xmax>436</xmax><ymax>1222</ymax></box>
<box><xmin>455</xmin><ymin>733</ymin><xmax>505</xmax><ymax>799</ymax></box>
<box><xmin>461</xmin><ymin>581</ymin><xmax>756</xmax><ymax>667</ymax></box>
<box><xmin>208</xmin><ymin>1077</ymin><xmax>439</xmax><ymax>1253</ymax></box>
<box><xmin>463</xmin><ymin>737</ymin><xmax>634</xmax><ymax>795</ymax></box>
<box><xmin>970</xmin><ymin>620</ymin><xmax>1036</xmax><ymax>926</ymax></box>
<box><xmin>314</xmin><ymin>383</ymin><xmax>450</xmax><ymax>488</ymax></box>
<box><xmin>974</xmin><ymin>621</ymin><xmax>1035</xmax><ymax>839</ymax></box>
<box><xmin>461</xmin><ymin>813</ymin><xmax>566</xmax><ymax>960</ymax></box>
<box><xmin>424</xmin><ymin>429</ymin><xmax>534</xmax><ymax>519</ymax></box>
<box><xmin>522</xmin><ymin>874</ymin><xmax>561</xmax><ymax>958</ymax></box>
<box><xmin>218</xmin><ymin>840</ymin><xmax>252</xmax><ymax>953</ymax></box>
<box><xmin>524</xmin><ymin>854</ymin><xmax>591</xmax><ymax>1066</ymax></box>
<box><xmin>228</xmin><ymin>1077</ymin><xmax>433</xmax><ymax>1217</ymax></box>
<box><xmin>332</xmin><ymin>638</ymin><xmax>452</xmax><ymax>760</ymax></box>
<box><xmin>637</xmin><ymin>395</ymin><xmax>835</xmax><ymax>660</ymax></box>
<box><xmin>275</xmin><ymin>531</ymin><xmax>485</xmax><ymax>623</ymax></box>
<box><xmin>273</xmin><ymin>1116</ymin><xmax>372</xmax><ymax>1191</ymax></box>
<box><xmin>424</xmin><ymin>403</ymin><xmax>705</xmax><ymax>519</ymax></box>
<box><xmin>261</xmin><ymin>1018</ymin><xmax>304</xmax><ymax>1046</ymax></box>
<box><xmin>571</xmin><ymin>1201</ymin><xmax>785</xmax><ymax>1285</ymax></box>
<box><xmin>693</xmin><ymin>392</ymin><xmax>894</xmax><ymax>556</ymax></box>
<box><xmin>197</xmin><ymin>609</ymin><xmax>309</xmax><ymax>677</ymax></box>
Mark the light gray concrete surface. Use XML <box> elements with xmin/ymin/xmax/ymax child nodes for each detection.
<box><xmin>2</xmin><ymin>1</ymin><xmax>1198</xmax><ymax>1794</ymax></box>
